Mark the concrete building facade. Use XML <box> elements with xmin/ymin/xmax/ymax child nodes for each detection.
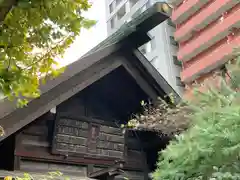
<box><xmin>105</xmin><ymin>0</ymin><xmax>184</xmax><ymax>96</ymax></box>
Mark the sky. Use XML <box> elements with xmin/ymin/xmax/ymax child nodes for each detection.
<box><xmin>58</xmin><ymin>0</ymin><xmax>107</xmax><ymax>66</ymax></box>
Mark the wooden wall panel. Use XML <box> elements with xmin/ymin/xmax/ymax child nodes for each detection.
<box><xmin>14</xmin><ymin>93</ymin><xmax>148</xmax><ymax>175</ymax></box>
<box><xmin>52</xmin><ymin>117</ymin><xmax>125</xmax><ymax>160</ymax></box>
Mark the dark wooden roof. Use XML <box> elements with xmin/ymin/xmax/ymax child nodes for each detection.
<box><xmin>0</xmin><ymin>2</ymin><xmax>179</xmax><ymax>141</ymax></box>
<box><xmin>83</xmin><ymin>2</ymin><xmax>171</xmax><ymax>56</ymax></box>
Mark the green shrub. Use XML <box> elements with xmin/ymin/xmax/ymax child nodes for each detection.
<box><xmin>153</xmin><ymin>56</ymin><xmax>240</xmax><ymax>180</ymax></box>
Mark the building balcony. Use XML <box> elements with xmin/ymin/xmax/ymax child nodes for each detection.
<box><xmin>178</xmin><ymin>4</ymin><xmax>240</xmax><ymax>62</ymax></box>
<box><xmin>181</xmin><ymin>32</ymin><xmax>240</xmax><ymax>83</ymax></box>
<box><xmin>168</xmin><ymin>0</ymin><xmax>182</xmax><ymax>7</ymax></box>
<box><xmin>171</xmin><ymin>0</ymin><xmax>209</xmax><ymax>24</ymax></box>
<box><xmin>175</xmin><ymin>0</ymin><xmax>239</xmax><ymax>42</ymax></box>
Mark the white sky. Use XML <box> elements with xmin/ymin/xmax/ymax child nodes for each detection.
<box><xmin>58</xmin><ymin>0</ymin><xmax>107</xmax><ymax>66</ymax></box>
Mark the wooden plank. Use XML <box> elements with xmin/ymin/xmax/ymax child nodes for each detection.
<box><xmin>87</xmin><ymin>124</ymin><xmax>100</xmax><ymax>153</ymax></box>
<box><xmin>56</xmin><ymin>98</ymin><xmax>86</xmax><ymax>118</ymax></box>
<box><xmin>22</xmin><ymin>125</ymin><xmax>49</xmax><ymax>136</ymax></box>
<box><xmin>57</xmin><ymin>116</ymin><xmax>118</xmax><ymax>127</ymax></box>
<box><xmin>88</xmin><ymin>164</ymin><xmax>122</xmax><ymax>179</ymax></box>
<box><xmin>52</xmin><ymin>116</ymin><xmax>125</xmax><ymax>160</ymax></box>
<box><xmin>87</xmin><ymin>164</ymin><xmax>94</xmax><ymax>175</ymax></box>
<box><xmin>127</xmin><ymin>138</ymin><xmax>142</xmax><ymax>151</ymax></box>
<box><xmin>55</xmin><ymin>143</ymin><xmax>87</xmax><ymax>153</ymax></box>
<box><xmin>15</xmin><ymin>146</ymin><xmax>127</xmax><ymax>168</ymax></box>
<box><xmin>15</xmin><ymin>132</ymin><xmax>22</xmax><ymax>153</ymax></box>
<box><xmin>132</xmin><ymin>49</ymin><xmax>180</xmax><ymax>102</ymax></box>
<box><xmin>56</xmin><ymin>134</ymin><xmax>87</xmax><ymax>145</ymax></box>
<box><xmin>97</xmin><ymin>141</ymin><xmax>124</xmax><ymax>151</ymax></box>
<box><xmin>54</xmin><ymin>142</ymin><xmax>124</xmax><ymax>159</ymax></box>
<box><xmin>14</xmin><ymin>156</ymin><xmax>21</xmax><ymax>170</ymax></box>
<box><xmin>20</xmin><ymin>134</ymin><xmax>49</xmax><ymax>148</ymax></box>
<box><xmin>98</xmin><ymin>132</ymin><xmax>124</xmax><ymax>144</ymax></box>
<box><xmin>57</xmin><ymin>118</ymin><xmax>89</xmax><ymax>129</ymax></box>
<box><xmin>121</xmin><ymin>59</ymin><xmax>158</xmax><ymax>101</ymax></box>
<box><xmin>99</xmin><ymin>125</ymin><xmax>122</xmax><ymax>135</ymax></box>
<box><xmin>55</xmin><ymin>126</ymin><xmax>89</xmax><ymax>137</ymax></box>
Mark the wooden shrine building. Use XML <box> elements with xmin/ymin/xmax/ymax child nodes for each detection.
<box><xmin>0</xmin><ymin>3</ymin><xmax>178</xmax><ymax>180</ymax></box>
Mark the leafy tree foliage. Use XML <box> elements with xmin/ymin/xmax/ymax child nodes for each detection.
<box><xmin>153</xmin><ymin>55</ymin><xmax>240</xmax><ymax>180</ymax></box>
<box><xmin>4</xmin><ymin>171</ymin><xmax>68</xmax><ymax>180</ymax></box>
<box><xmin>0</xmin><ymin>0</ymin><xmax>95</xmax><ymax>106</ymax></box>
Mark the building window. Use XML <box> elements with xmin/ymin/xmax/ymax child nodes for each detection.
<box><xmin>116</xmin><ymin>4</ymin><xmax>126</xmax><ymax>20</ymax></box>
<box><xmin>129</xmin><ymin>0</ymin><xmax>139</xmax><ymax>8</ymax></box>
<box><xmin>110</xmin><ymin>17</ymin><xmax>115</xmax><ymax>29</ymax></box>
<box><xmin>132</xmin><ymin>8</ymin><xmax>141</xmax><ymax>19</ymax></box>
<box><xmin>167</xmin><ymin>19</ymin><xmax>175</xmax><ymax>28</ymax></box>
<box><xmin>125</xmin><ymin>17</ymin><xmax>132</xmax><ymax>23</ymax></box>
<box><xmin>170</xmin><ymin>36</ymin><xmax>178</xmax><ymax>46</ymax></box>
<box><xmin>116</xmin><ymin>0</ymin><xmax>122</xmax><ymax>6</ymax></box>
<box><xmin>173</xmin><ymin>55</ymin><xmax>181</xmax><ymax>66</ymax></box>
<box><xmin>176</xmin><ymin>77</ymin><xmax>184</xmax><ymax>87</ymax></box>
<box><xmin>145</xmin><ymin>0</ymin><xmax>150</xmax><ymax>8</ymax></box>
<box><xmin>131</xmin><ymin>4</ymin><xmax>146</xmax><ymax>19</ymax></box>
<box><xmin>109</xmin><ymin>2</ymin><xmax>114</xmax><ymax>13</ymax></box>
<box><xmin>150</xmin><ymin>56</ymin><xmax>158</xmax><ymax>68</ymax></box>
<box><xmin>150</xmin><ymin>56</ymin><xmax>158</xmax><ymax>63</ymax></box>
<box><xmin>150</xmin><ymin>36</ymin><xmax>156</xmax><ymax>51</ymax></box>
<box><xmin>139</xmin><ymin>45</ymin><xmax>147</xmax><ymax>54</ymax></box>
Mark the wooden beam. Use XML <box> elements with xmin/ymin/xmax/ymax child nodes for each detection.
<box><xmin>88</xmin><ymin>163</ymin><xmax>124</xmax><ymax>179</ymax></box>
<box><xmin>121</xmin><ymin>58</ymin><xmax>158</xmax><ymax>101</ymax></box>
<box><xmin>132</xmin><ymin>49</ymin><xmax>181</xmax><ymax>103</ymax></box>
<box><xmin>14</xmin><ymin>156</ymin><xmax>20</xmax><ymax>170</ymax></box>
<box><xmin>15</xmin><ymin>145</ymin><xmax>143</xmax><ymax>171</ymax></box>
<box><xmin>87</xmin><ymin>164</ymin><xmax>94</xmax><ymax>176</ymax></box>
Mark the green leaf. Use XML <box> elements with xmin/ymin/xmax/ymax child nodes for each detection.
<box><xmin>0</xmin><ymin>0</ymin><xmax>94</xmax><ymax>106</ymax></box>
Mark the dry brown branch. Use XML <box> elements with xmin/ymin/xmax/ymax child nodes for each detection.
<box><xmin>128</xmin><ymin>97</ymin><xmax>192</xmax><ymax>136</ymax></box>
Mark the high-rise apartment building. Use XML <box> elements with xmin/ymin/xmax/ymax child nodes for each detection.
<box><xmin>105</xmin><ymin>0</ymin><xmax>184</xmax><ymax>96</ymax></box>
<box><xmin>170</xmin><ymin>0</ymin><xmax>240</xmax><ymax>97</ymax></box>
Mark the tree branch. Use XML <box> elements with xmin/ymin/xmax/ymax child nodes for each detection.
<box><xmin>0</xmin><ymin>0</ymin><xmax>18</xmax><ymax>23</ymax></box>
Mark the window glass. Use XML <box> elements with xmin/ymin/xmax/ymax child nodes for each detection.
<box><xmin>116</xmin><ymin>0</ymin><xmax>122</xmax><ymax>6</ymax></box>
<box><xmin>129</xmin><ymin>0</ymin><xmax>139</xmax><ymax>8</ymax></box>
<box><xmin>173</xmin><ymin>55</ymin><xmax>181</xmax><ymax>66</ymax></box>
<box><xmin>116</xmin><ymin>4</ymin><xmax>126</xmax><ymax>20</ymax></box>
<box><xmin>150</xmin><ymin>36</ymin><xmax>156</xmax><ymax>51</ymax></box>
<box><xmin>139</xmin><ymin>45</ymin><xmax>147</xmax><ymax>54</ymax></box>
<box><xmin>110</xmin><ymin>17</ymin><xmax>115</xmax><ymax>29</ymax></box>
<box><xmin>176</xmin><ymin>77</ymin><xmax>184</xmax><ymax>87</ymax></box>
<box><xmin>109</xmin><ymin>2</ymin><xmax>114</xmax><ymax>13</ymax></box>
<box><xmin>170</xmin><ymin>36</ymin><xmax>178</xmax><ymax>47</ymax></box>
<box><xmin>150</xmin><ymin>56</ymin><xmax>158</xmax><ymax>68</ymax></box>
<box><xmin>167</xmin><ymin>19</ymin><xmax>175</xmax><ymax>28</ymax></box>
